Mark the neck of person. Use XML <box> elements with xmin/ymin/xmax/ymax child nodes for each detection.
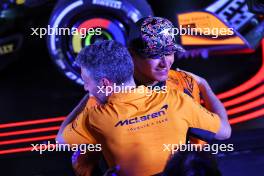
<box><xmin>120</xmin><ymin>78</ymin><xmax>137</xmax><ymax>90</ymax></box>
<box><xmin>97</xmin><ymin>78</ymin><xmax>137</xmax><ymax>104</ymax></box>
<box><xmin>134</xmin><ymin>71</ymin><xmax>159</xmax><ymax>87</ymax></box>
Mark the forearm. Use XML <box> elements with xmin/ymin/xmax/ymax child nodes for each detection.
<box><xmin>56</xmin><ymin>93</ymin><xmax>90</xmax><ymax>143</ymax></box>
<box><xmin>199</xmin><ymin>81</ymin><xmax>227</xmax><ymax>120</ymax></box>
<box><xmin>199</xmin><ymin>80</ymin><xmax>231</xmax><ymax>139</ymax></box>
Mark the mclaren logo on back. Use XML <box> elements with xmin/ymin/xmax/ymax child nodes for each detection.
<box><xmin>115</xmin><ymin>104</ymin><xmax>168</xmax><ymax>127</ymax></box>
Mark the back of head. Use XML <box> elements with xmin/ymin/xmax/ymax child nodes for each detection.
<box><xmin>162</xmin><ymin>151</ymin><xmax>222</xmax><ymax>176</ymax></box>
<box><xmin>76</xmin><ymin>40</ymin><xmax>134</xmax><ymax>85</ymax></box>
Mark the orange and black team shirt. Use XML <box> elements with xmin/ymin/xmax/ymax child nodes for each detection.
<box><xmin>86</xmin><ymin>69</ymin><xmax>201</xmax><ymax>107</ymax></box>
<box><xmin>166</xmin><ymin>70</ymin><xmax>206</xmax><ymax>144</ymax></box>
<box><xmin>138</xmin><ymin>69</ymin><xmax>203</xmax><ymax>143</ymax></box>
<box><xmin>166</xmin><ymin>70</ymin><xmax>200</xmax><ymax>103</ymax></box>
<box><xmin>87</xmin><ymin>69</ymin><xmax>204</xmax><ymax>144</ymax></box>
<box><xmin>63</xmin><ymin>86</ymin><xmax>220</xmax><ymax>176</ymax></box>
<box><xmin>72</xmin><ymin>69</ymin><xmax>202</xmax><ymax>175</ymax></box>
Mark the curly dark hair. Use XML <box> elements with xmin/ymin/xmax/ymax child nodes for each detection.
<box><xmin>76</xmin><ymin>40</ymin><xmax>134</xmax><ymax>85</ymax></box>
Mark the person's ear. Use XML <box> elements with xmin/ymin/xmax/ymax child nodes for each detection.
<box><xmin>101</xmin><ymin>78</ymin><xmax>111</xmax><ymax>87</ymax></box>
<box><xmin>100</xmin><ymin>78</ymin><xmax>113</xmax><ymax>96</ymax></box>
